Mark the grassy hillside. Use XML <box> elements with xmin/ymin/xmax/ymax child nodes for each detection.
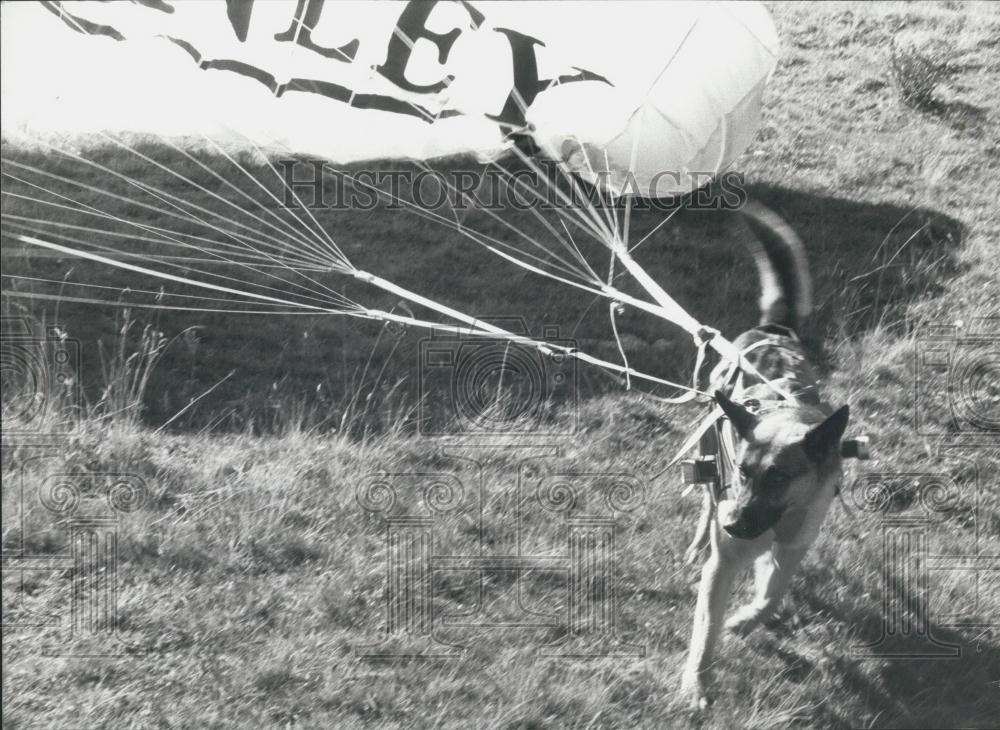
<box><xmin>3</xmin><ymin>2</ymin><xmax>999</xmax><ymax>728</ymax></box>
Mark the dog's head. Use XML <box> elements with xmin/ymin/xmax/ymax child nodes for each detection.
<box><xmin>714</xmin><ymin>391</ymin><xmax>850</xmax><ymax>540</ymax></box>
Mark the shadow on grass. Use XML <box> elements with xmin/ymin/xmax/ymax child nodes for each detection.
<box><xmin>1</xmin><ymin>143</ymin><xmax>966</xmax><ymax>432</ymax></box>
<box><xmin>786</xmin><ymin>577</ymin><xmax>999</xmax><ymax>728</ymax></box>
<box><xmin>919</xmin><ymin>98</ymin><xmax>989</xmax><ymax>134</ymax></box>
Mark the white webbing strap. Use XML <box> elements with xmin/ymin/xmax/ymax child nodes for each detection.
<box><xmin>667</xmin><ymin>336</ymin><xmax>778</xmax><ymax>470</ymax></box>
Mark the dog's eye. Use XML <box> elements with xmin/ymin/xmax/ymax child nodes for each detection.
<box><xmin>738</xmin><ymin>465</ymin><xmax>750</xmax><ymax>480</ymax></box>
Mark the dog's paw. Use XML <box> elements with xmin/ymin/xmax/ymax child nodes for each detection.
<box><xmin>725</xmin><ymin>604</ymin><xmax>767</xmax><ymax>636</ymax></box>
<box><xmin>679</xmin><ymin>672</ymin><xmax>710</xmax><ymax>712</ymax></box>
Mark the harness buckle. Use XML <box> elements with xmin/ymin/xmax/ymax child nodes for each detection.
<box><xmin>681</xmin><ymin>455</ymin><xmax>719</xmax><ymax>485</ymax></box>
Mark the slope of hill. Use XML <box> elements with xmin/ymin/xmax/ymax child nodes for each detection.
<box><xmin>3</xmin><ymin>2</ymin><xmax>998</xmax><ymax>728</ymax></box>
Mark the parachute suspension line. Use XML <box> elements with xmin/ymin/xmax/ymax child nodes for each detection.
<box><xmin>612</xmin><ymin>243</ymin><xmax>791</xmax><ymax>399</ymax></box>
<box><xmin>313</xmin><ymin>158</ymin><xmax>704</xmax><ymax>335</ymax></box>
<box><xmin>0</xmin><ymin>191</ymin><xmax>325</xmax><ymax>279</ymax></box>
<box><xmin>4</xmin><ymin>139</ymin><xmax>322</xmax><ymax>269</ymax></box>
<box><xmin>622</xmin><ymin>185</ymin><xmax>634</xmax><ymax>256</ymax></box>
<box><xmin>3</xmin><ymin>220</ymin><xmax>356</xmax><ymax>311</ymax></box>
<box><xmin>349</xmin><ymin>268</ymin><xmax>528</xmax><ymax>343</ymax></box>
<box><xmin>99</xmin><ymin>131</ymin><xmax>328</xmax><ymax>263</ymax></box>
<box><xmin>0</xmin><ymin>174</ymin><xmax>322</xmax><ymax>272</ymax></box>
<box><xmin>522</xmin><ymin>145</ymin><xmax>790</xmax><ymax>399</ymax></box>
<box><xmin>13</xmin><ymin>227</ymin><xmax>708</xmax><ymax>395</ymax></box>
<box><xmin>212</xmin><ymin>124</ymin><xmax>349</xmax><ymax>268</ymax></box>
<box><xmin>0</xmin><ymin>160</ymin><xmax>338</xmax><ymax>291</ymax></box>
<box><xmin>347</xmin><ymin>300</ymin><xmax>710</xmax><ymax>395</ymax></box>
<box><xmin>409</xmin><ymin>158</ymin><xmax>581</xmax><ymax>279</ymax></box>
<box><xmin>246</xmin><ymin>129</ymin><xmax>586</xmax><ymax>282</ymax></box>
<box><xmin>628</xmin><ymin>204</ymin><xmax>682</xmax><ymax>253</ymax></box>
<box><xmin>465</xmin><ymin>158</ymin><xmax>599</xmax><ymax>280</ymax></box>
<box><xmin>7</xmin><ymin>166</ymin><xmax>721</xmax><ymax>401</ymax></box>
<box><xmin>81</xmin><ymin>133</ymin><xmax>354</xmax><ymax>301</ymax></box>
<box><xmin>312</xmin><ymin>157</ymin><xmax>598</xmax><ymax>284</ymax></box>
<box><xmin>413</xmin><ymin>156</ymin><xmax>601</xmax><ymax>284</ymax></box>
<box><xmin>578</xmin><ymin>145</ymin><xmax>617</xmax><ymax>239</ymax></box>
<box><xmin>393</xmin><ymin>152</ymin><xmax>722</xmax><ymax>402</ymax></box>
<box><xmin>506</xmin><ymin>142</ymin><xmax>616</xmax><ymax>248</ymax></box>
<box><xmin>0</xmin><ymin>190</ymin><xmax>354</xmax><ymax>313</ymax></box>
<box><xmin>0</xmin><ymin>180</ymin><xmax>350</xmax><ymax>309</ymax></box>
<box><xmin>293</xmin><ymin>53</ymin><xmax>608</xmax><ymax>289</ymax></box>
<box><xmin>490</xmin><ymin>76</ymin><xmax>618</xmax><ymax>248</ymax></box>
<box><xmin>522</xmin><ymin>120</ymin><xmax>790</xmax><ymax>398</ymax></box>
<box><xmin>0</xmin><ymin>289</ymin><xmax>321</xmax><ymax>316</ymax></box>
<box><xmin>5</xmin><ymin>187</ymin><xmax>711</xmax><ymax>401</ymax></box>
<box><xmin>622</xmin><ymin>104</ymin><xmax>645</xmax><ymax>248</ymax></box>
<box><xmin>1</xmin><ymin>138</ymin><xmax>352</xmax><ymax>304</ymax></box>
<box><xmin>503</xmin><ymin>142</ymin><xmax>610</xmax><ymax>244</ymax></box>
<box><xmin>607</xmin><ymin>252</ymin><xmax>630</xmax><ymax>391</ymax></box>
<box><xmin>457</xmin><ymin>81</ymin><xmax>607</xmax><ymax>282</ymax></box>
<box><xmin>345</xmin><ymin>288</ymin><xmax>712</xmax><ymax>394</ymax></box>
<box><xmin>109</xmin><ymin>131</ymin><xmax>342</xmax><ymax>270</ymax></box>
<box><xmin>17</xmin><ymin>236</ymin><xmax>696</xmax><ymax>388</ymax></box>
<box><xmin>0</xmin><ymin>215</ymin><xmax>329</xmax><ymax>271</ymax></box>
<box><xmin>13</xmin><ymin>235</ymin><xmax>349</xmax><ymax>313</ymax></box>
<box><xmin>1</xmin><ymin>273</ymin><xmax>329</xmax><ymax>309</ymax></box>
<box><xmin>0</xmin><ymin>161</ymin><xmax>317</xmax><ymax>270</ymax></box>
<box><xmin>8</xmin><ymin>150</ymin><xmax>702</xmax><ymax>394</ymax></box>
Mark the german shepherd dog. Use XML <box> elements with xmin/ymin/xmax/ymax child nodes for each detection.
<box><xmin>680</xmin><ymin>202</ymin><xmax>851</xmax><ymax>709</ymax></box>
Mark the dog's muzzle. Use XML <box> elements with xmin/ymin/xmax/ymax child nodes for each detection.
<box><xmin>720</xmin><ymin>500</ymin><xmax>785</xmax><ymax>540</ymax></box>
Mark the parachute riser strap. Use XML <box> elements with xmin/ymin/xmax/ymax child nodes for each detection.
<box><xmin>668</xmin><ymin>336</ymin><xmax>772</xmax><ymax>470</ymax></box>
<box><xmin>349</xmin><ymin>269</ymin><xmax>717</xmax><ymax>397</ymax></box>
<box><xmin>351</xmin><ymin>268</ymin><xmax>514</xmax><ymax>341</ymax></box>
<box><xmin>610</xmin><ymin>241</ymin><xmax>791</xmax><ymax>400</ymax></box>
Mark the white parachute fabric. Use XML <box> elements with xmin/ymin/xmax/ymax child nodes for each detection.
<box><xmin>496</xmin><ymin>2</ymin><xmax>780</xmax><ymax>197</ymax></box>
<box><xmin>1</xmin><ymin>0</ymin><xmax>786</xmax><ymax>400</ymax></box>
<box><xmin>18</xmin><ymin>1</ymin><xmax>779</xmax><ymax>197</ymax></box>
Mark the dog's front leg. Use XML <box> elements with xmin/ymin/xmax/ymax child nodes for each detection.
<box><xmin>684</xmin><ymin>488</ymin><xmax>713</xmax><ymax>565</ymax></box>
<box><xmin>726</xmin><ymin>543</ymin><xmax>809</xmax><ymax>635</ymax></box>
<box><xmin>681</xmin><ymin>550</ymin><xmax>743</xmax><ymax>709</ymax></box>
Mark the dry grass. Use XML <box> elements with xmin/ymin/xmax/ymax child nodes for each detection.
<box><xmin>3</xmin><ymin>2</ymin><xmax>1000</xmax><ymax>728</ymax></box>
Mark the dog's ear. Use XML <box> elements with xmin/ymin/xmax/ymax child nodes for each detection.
<box><xmin>803</xmin><ymin>405</ymin><xmax>850</xmax><ymax>462</ymax></box>
<box><xmin>714</xmin><ymin>390</ymin><xmax>758</xmax><ymax>440</ymax></box>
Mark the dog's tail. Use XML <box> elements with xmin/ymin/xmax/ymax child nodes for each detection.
<box><xmin>740</xmin><ymin>201</ymin><xmax>812</xmax><ymax>331</ymax></box>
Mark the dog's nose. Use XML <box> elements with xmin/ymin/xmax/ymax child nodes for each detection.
<box><xmin>722</xmin><ymin>520</ymin><xmax>749</xmax><ymax>539</ymax></box>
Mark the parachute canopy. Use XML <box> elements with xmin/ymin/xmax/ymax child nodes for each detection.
<box><xmin>9</xmin><ymin>0</ymin><xmax>779</xmax><ymax>198</ymax></box>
